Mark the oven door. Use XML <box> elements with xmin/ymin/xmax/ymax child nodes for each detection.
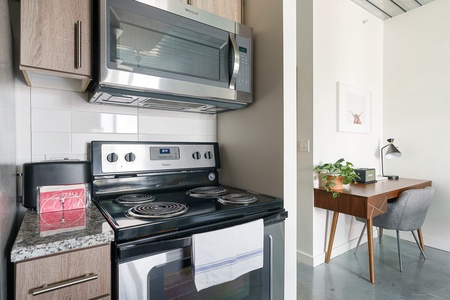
<box><xmin>117</xmin><ymin>219</ymin><xmax>284</xmax><ymax>299</ymax></box>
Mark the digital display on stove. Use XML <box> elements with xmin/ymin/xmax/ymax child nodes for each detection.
<box><xmin>160</xmin><ymin>148</ymin><xmax>170</xmax><ymax>154</ymax></box>
<box><xmin>150</xmin><ymin>147</ymin><xmax>180</xmax><ymax>160</ymax></box>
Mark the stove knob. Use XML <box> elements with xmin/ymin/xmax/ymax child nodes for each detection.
<box><xmin>204</xmin><ymin>151</ymin><xmax>213</xmax><ymax>159</ymax></box>
<box><xmin>192</xmin><ymin>151</ymin><xmax>201</xmax><ymax>160</ymax></box>
<box><xmin>106</xmin><ymin>152</ymin><xmax>118</xmax><ymax>163</ymax></box>
<box><xmin>125</xmin><ymin>152</ymin><xmax>136</xmax><ymax>162</ymax></box>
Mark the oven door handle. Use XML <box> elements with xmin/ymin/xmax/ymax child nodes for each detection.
<box><xmin>118</xmin><ymin>209</ymin><xmax>287</xmax><ymax>261</ymax></box>
<box><xmin>118</xmin><ymin>236</ymin><xmax>192</xmax><ymax>260</ymax></box>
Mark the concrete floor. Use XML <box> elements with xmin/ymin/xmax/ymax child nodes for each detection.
<box><xmin>297</xmin><ymin>235</ymin><xmax>450</xmax><ymax>299</ymax></box>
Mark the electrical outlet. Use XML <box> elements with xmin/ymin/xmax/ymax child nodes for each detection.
<box><xmin>298</xmin><ymin>140</ymin><xmax>310</xmax><ymax>153</ymax></box>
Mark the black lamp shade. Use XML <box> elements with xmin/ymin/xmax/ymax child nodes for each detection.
<box><xmin>381</xmin><ymin>138</ymin><xmax>402</xmax><ymax>180</ymax></box>
<box><xmin>385</xmin><ymin>144</ymin><xmax>402</xmax><ymax>159</ymax></box>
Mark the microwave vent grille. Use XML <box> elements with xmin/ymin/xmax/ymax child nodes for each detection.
<box><xmin>140</xmin><ymin>97</ymin><xmax>215</xmax><ymax>112</ymax></box>
<box><xmin>89</xmin><ymin>89</ymin><xmax>240</xmax><ymax>113</ymax></box>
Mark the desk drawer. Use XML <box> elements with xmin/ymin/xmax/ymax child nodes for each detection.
<box><xmin>15</xmin><ymin>244</ymin><xmax>111</xmax><ymax>300</ymax></box>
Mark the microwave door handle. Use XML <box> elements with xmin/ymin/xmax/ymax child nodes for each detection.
<box><xmin>229</xmin><ymin>33</ymin><xmax>240</xmax><ymax>90</ymax></box>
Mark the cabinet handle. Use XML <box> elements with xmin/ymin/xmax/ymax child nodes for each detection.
<box><xmin>76</xmin><ymin>20</ymin><xmax>82</xmax><ymax>69</ymax></box>
<box><xmin>31</xmin><ymin>273</ymin><xmax>98</xmax><ymax>296</ymax></box>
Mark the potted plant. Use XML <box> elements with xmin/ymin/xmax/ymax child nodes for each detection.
<box><xmin>313</xmin><ymin>158</ymin><xmax>360</xmax><ymax>198</ymax></box>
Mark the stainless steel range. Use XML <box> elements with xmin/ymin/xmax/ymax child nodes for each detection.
<box><xmin>91</xmin><ymin>141</ymin><xmax>286</xmax><ymax>299</ymax></box>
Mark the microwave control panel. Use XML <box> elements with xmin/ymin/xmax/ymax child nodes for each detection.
<box><xmin>236</xmin><ymin>35</ymin><xmax>251</xmax><ymax>93</ymax></box>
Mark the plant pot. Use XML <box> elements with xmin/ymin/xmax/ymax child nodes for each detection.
<box><xmin>326</xmin><ymin>175</ymin><xmax>344</xmax><ymax>191</ymax></box>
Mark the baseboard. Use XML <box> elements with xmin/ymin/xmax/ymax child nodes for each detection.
<box><xmin>297</xmin><ymin>231</ymin><xmax>450</xmax><ymax>269</ymax></box>
<box><xmin>296</xmin><ymin>250</ymin><xmax>317</xmax><ymax>267</ymax></box>
<box><xmin>297</xmin><ymin>235</ymin><xmax>372</xmax><ymax>267</ymax></box>
<box><xmin>383</xmin><ymin>231</ymin><xmax>450</xmax><ymax>253</ymax></box>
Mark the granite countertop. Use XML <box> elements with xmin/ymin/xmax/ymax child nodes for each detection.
<box><xmin>11</xmin><ymin>205</ymin><xmax>114</xmax><ymax>262</ymax></box>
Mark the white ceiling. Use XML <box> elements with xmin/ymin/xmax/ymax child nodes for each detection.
<box><xmin>350</xmin><ymin>0</ymin><xmax>437</xmax><ymax>20</ymax></box>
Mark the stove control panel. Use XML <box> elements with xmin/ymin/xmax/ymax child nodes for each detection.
<box><xmin>93</xmin><ymin>142</ymin><xmax>219</xmax><ymax>175</ymax></box>
<box><xmin>150</xmin><ymin>147</ymin><xmax>180</xmax><ymax>160</ymax></box>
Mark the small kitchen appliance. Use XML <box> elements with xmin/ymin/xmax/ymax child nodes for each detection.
<box><xmin>22</xmin><ymin>161</ymin><xmax>91</xmax><ymax>209</ymax></box>
<box><xmin>91</xmin><ymin>141</ymin><xmax>286</xmax><ymax>299</ymax></box>
<box><xmin>89</xmin><ymin>0</ymin><xmax>253</xmax><ymax>113</ymax></box>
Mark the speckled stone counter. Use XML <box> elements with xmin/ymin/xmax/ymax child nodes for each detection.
<box><xmin>11</xmin><ymin>205</ymin><xmax>114</xmax><ymax>262</ymax></box>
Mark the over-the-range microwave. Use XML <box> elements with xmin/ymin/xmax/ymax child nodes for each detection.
<box><xmin>89</xmin><ymin>0</ymin><xmax>253</xmax><ymax>114</ymax></box>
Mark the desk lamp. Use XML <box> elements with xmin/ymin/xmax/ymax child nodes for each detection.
<box><xmin>381</xmin><ymin>138</ymin><xmax>402</xmax><ymax>180</ymax></box>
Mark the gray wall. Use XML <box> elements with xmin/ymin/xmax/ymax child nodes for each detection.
<box><xmin>218</xmin><ymin>0</ymin><xmax>283</xmax><ymax>198</ymax></box>
<box><xmin>0</xmin><ymin>0</ymin><xmax>17</xmax><ymax>298</ymax></box>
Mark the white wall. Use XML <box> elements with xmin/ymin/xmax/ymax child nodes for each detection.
<box><xmin>300</xmin><ymin>0</ymin><xmax>384</xmax><ymax>265</ymax></box>
<box><xmin>384</xmin><ymin>0</ymin><xmax>450</xmax><ymax>251</ymax></box>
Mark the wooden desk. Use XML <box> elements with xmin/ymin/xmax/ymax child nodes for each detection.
<box><xmin>314</xmin><ymin>178</ymin><xmax>432</xmax><ymax>283</ymax></box>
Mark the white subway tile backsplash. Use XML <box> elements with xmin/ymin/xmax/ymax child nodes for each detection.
<box><xmin>71</xmin><ymin>133</ymin><xmax>139</xmax><ymax>155</ymax></box>
<box><xmin>32</xmin><ymin>132</ymin><xmax>71</xmax><ymax>155</ymax></box>
<box><xmin>71</xmin><ymin>111</ymin><xmax>138</xmax><ymax>134</ymax></box>
<box><xmin>31</xmin><ymin>155</ymin><xmax>46</xmax><ymax>162</ymax></box>
<box><xmin>22</xmin><ymin>86</ymin><xmax>217</xmax><ymax>160</ymax></box>
<box><xmin>31</xmin><ymin>87</ymin><xmax>71</xmax><ymax>109</ymax></box>
<box><xmin>15</xmin><ymin>82</ymin><xmax>32</xmax><ymax>165</ymax></box>
<box><xmin>138</xmin><ymin>113</ymin><xmax>190</xmax><ymax>135</ymax></box>
<box><xmin>31</xmin><ymin>108</ymin><xmax>71</xmax><ymax>132</ymax></box>
<box><xmin>141</xmin><ymin>135</ymin><xmax>215</xmax><ymax>143</ymax></box>
<box><xmin>138</xmin><ymin>134</ymin><xmax>191</xmax><ymax>142</ymax></box>
<box><xmin>190</xmin><ymin>115</ymin><xmax>216</xmax><ymax>136</ymax></box>
<box><xmin>188</xmin><ymin>135</ymin><xmax>217</xmax><ymax>142</ymax></box>
<box><xmin>44</xmin><ymin>153</ymin><xmax>87</xmax><ymax>161</ymax></box>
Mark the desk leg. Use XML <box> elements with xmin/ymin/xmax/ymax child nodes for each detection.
<box><xmin>366</xmin><ymin>217</ymin><xmax>375</xmax><ymax>283</ymax></box>
<box><xmin>325</xmin><ymin>212</ymin><xmax>339</xmax><ymax>263</ymax></box>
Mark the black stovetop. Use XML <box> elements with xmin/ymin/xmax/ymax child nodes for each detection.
<box><xmin>94</xmin><ymin>185</ymin><xmax>284</xmax><ymax>243</ymax></box>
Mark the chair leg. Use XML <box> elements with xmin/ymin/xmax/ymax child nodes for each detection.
<box><xmin>396</xmin><ymin>230</ymin><xmax>403</xmax><ymax>272</ymax></box>
<box><xmin>417</xmin><ymin>228</ymin><xmax>425</xmax><ymax>251</ymax></box>
<box><xmin>411</xmin><ymin>230</ymin><xmax>427</xmax><ymax>260</ymax></box>
<box><xmin>379</xmin><ymin>227</ymin><xmax>383</xmax><ymax>244</ymax></box>
<box><xmin>355</xmin><ymin>223</ymin><xmax>366</xmax><ymax>252</ymax></box>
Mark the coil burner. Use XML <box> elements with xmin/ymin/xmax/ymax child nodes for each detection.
<box><xmin>127</xmin><ymin>202</ymin><xmax>189</xmax><ymax>219</ymax></box>
<box><xmin>114</xmin><ymin>194</ymin><xmax>157</xmax><ymax>206</ymax></box>
<box><xmin>186</xmin><ymin>186</ymin><xmax>228</xmax><ymax>198</ymax></box>
<box><xmin>218</xmin><ymin>194</ymin><xmax>258</xmax><ymax>205</ymax></box>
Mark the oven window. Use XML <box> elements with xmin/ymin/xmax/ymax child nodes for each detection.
<box><xmin>150</xmin><ymin>260</ymin><xmax>265</xmax><ymax>300</ymax></box>
<box><xmin>118</xmin><ymin>232</ymin><xmax>274</xmax><ymax>299</ymax></box>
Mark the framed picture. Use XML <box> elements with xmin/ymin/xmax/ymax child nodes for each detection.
<box><xmin>337</xmin><ymin>82</ymin><xmax>371</xmax><ymax>133</ymax></box>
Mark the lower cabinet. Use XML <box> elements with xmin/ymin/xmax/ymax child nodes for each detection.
<box><xmin>15</xmin><ymin>244</ymin><xmax>111</xmax><ymax>300</ymax></box>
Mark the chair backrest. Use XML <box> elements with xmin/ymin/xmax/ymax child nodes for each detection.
<box><xmin>372</xmin><ymin>187</ymin><xmax>434</xmax><ymax>231</ymax></box>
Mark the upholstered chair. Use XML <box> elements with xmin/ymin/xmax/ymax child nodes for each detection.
<box><xmin>355</xmin><ymin>187</ymin><xmax>434</xmax><ymax>271</ymax></box>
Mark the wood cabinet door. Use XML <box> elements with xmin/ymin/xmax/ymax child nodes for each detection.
<box><xmin>20</xmin><ymin>0</ymin><xmax>92</xmax><ymax>77</ymax></box>
<box><xmin>15</xmin><ymin>244</ymin><xmax>110</xmax><ymax>300</ymax></box>
<box><xmin>183</xmin><ymin>0</ymin><xmax>243</xmax><ymax>23</ymax></box>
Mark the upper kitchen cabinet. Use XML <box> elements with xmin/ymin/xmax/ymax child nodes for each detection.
<box><xmin>20</xmin><ymin>0</ymin><xmax>92</xmax><ymax>92</ymax></box>
<box><xmin>182</xmin><ymin>0</ymin><xmax>243</xmax><ymax>23</ymax></box>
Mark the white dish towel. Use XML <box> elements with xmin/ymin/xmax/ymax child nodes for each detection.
<box><xmin>192</xmin><ymin>219</ymin><xmax>264</xmax><ymax>291</ymax></box>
